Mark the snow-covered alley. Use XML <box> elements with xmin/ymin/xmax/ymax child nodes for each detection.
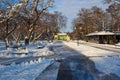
<box><xmin>36</xmin><ymin>40</ymin><xmax>120</xmax><ymax>80</ymax></box>
<box><xmin>0</xmin><ymin>40</ymin><xmax>120</xmax><ymax>80</ymax></box>
<box><xmin>62</xmin><ymin>41</ymin><xmax>120</xmax><ymax>79</ymax></box>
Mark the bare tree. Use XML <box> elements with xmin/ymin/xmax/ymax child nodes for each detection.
<box><xmin>0</xmin><ymin>0</ymin><xmax>22</xmax><ymax>48</ymax></box>
<box><xmin>0</xmin><ymin>0</ymin><xmax>54</xmax><ymax>48</ymax></box>
<box><xmin>104</xmin><ymin>0</ymin><xmax>120</xmax><ymax>3</ymax></box>
<box><xmin>72</xmin><ymin>7</ymin><xmax>109</xmax><ymax>40</ymax></box>
<box><xmin>32</xmin><ymin>12</ymin><xmax>67</xmax><ymax>41</ymax></box>
<box><xmin>20</xmin><ymin>0</ymin><xmax>54</xmax><ymax>42</ymax></box>
<box><xmin>105</xmin><ymin>0</ymin><xmax>120</xmax><ymax>32</ymax></box>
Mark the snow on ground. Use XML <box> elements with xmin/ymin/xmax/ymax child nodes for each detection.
<box><xmin>0</xmin><ymin>41</ymin><xmax>54</xmax><ymax>80</ymax></box>
<box><xmin>0</xmin><ymin>41</ymin><xmax>54</xmax><ymax>58</ymax></box>
<box><xmin>63</xmin><ymin>41</ymin><xmax>120</xmax><ymax>77</ymax></box>
<box><xmin>0</xmin><ymin>58</ymin><xmax>53</xmax><ymax>80</ymax></box>
<box><xmin>64</xmin><ymin>41</ymin><xmax>120</xmax><ymax>57</ymax></box>
<box><xmin>91</xmin><ymin>56</ymin><xmax>120</xmax><ymax>77</ymax></box>
<box><xmin>29</xmin><ymin>45</ymin><xmax>54</xmax><ymax>57</ymax></box>
<box><xmin>74</xmin><ymin>40</ymin><xmax>120</xmax><ymax>49</ymax></box>
<box><xmin>0</xmin><ymin>41</ymin><xmax>8</xmax><ymax>57</ymax></box>
<box><xmin>116</xmin><ymin>43</ymin><xmax>120</xmax><ymax>46</ymax></box>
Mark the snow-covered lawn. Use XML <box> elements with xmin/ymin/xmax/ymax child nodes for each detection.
<box><xmin>0</xmin><ymin>41</ymin><xmax>54</xmax><ymax>58</ymax></box>
<box><xmin>63</xmin><ymin>41</ymin><xmax>120</xmax><ymax>77</ymax></box>
<box><xmin>0</xmin><ymin>41</ymin><xmax>54</xmax><ymax>80</ymax></box>
<box><xmin>0</xmin><ymin>58</ymin><xmax>53</xmax><ymax>80</ymax></box>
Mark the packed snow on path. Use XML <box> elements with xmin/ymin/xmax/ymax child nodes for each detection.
<box><xmin>0</xmin><ymin>58</ymin><xmax>53</xmax><ymax>80</ymax></box>
<box><xmin>63</xmin><ymin>41</ymin><xmax>120</xmax><ymax>77</ymax></box>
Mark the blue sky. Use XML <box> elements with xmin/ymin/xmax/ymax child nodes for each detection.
<box><xmin>49</xmin><ymin>0</ymin><xmax>108</xmax><ymax>32</ymax></box>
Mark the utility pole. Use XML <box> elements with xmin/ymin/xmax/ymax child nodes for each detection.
<box><xmin>102</xmin><ymin>19</ymin><xmax>105</xmax><ymax>31</ymax></box>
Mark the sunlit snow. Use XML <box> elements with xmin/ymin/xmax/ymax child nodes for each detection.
<box><xmin>64</xmin><ymin>41</ymin><xmax>120</xmax><ymax>77</ymax></box>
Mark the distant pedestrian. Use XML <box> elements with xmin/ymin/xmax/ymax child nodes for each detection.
<box><xmin>49</xmin><ymin>46</ymin><xmax>54</xmax><ymax>51</ymax></box>
<box><xmin>25</xmin><ymin>37</ymin><xmax>29</xmax><ymax>46</ymax></box>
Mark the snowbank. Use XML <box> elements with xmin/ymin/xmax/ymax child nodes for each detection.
<box><xmin>0</xmin><ymin>58</ymin><xmax>53</xmax><ymax>80</ymax></box>
<box><xmin>0</xmin><ymin>42</ymin><xmax>54</xmax><ymax>58</ymax></box>
<box><xmin>116</xmin><ymin>43</ymin><xmax>120</xmax><ymax>46</ymax></box>
<box><xmin>31</xmin><ymin>47</ymin><xmax>54</xmax><ymax>57</ymax></box>
<box><xmin>0</xmin><ymin>41</ymin><xmax>55</xmax><ymax>80</ymax></box>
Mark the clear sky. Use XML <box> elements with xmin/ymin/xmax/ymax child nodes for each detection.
<box><xmin>49</xmin><ymin>0</ymin><xmax>108</xmax><ymax>32</ymax></box>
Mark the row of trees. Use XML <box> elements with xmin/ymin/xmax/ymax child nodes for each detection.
<box><xmin>71</xmin><ymin>0</ymin><xmax>120</xmax><ymax>40</ymax></box>
<box><xmin>0</xmin><ymin>0</ymin><xmax>67</xmax><ymax>49</ymax></box>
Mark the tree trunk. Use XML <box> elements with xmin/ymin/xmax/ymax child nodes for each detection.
<box><xmin>4</xmin><ymin>37</ymin><xmax>9</xmax><ymax>49</ymax></box>
<box><xmin>12</xmin><ymin>33</ymin><xmax>20</xmax><ymax>44</ymax></box>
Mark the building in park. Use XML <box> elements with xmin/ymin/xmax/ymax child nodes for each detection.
<box><xmin>86</xmin><ymin>31</ymin><xmax>120</xmax><ymax>44</ymax></box>
<box><xmin>54</xmin><ymin>33</ymin><xmax>70</xmax><ymax>41</ymax></box>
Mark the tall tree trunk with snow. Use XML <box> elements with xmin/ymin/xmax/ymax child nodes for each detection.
<box><xmin>3</xmin><ymin>19</ymin><xmax>17</xmax><ymax>49</ymax></box>
<box><xmin>4</xmin><ymin>37</ymin><xmax>9</xmax><ymax>49</ymax></box>
<box><xmin>23</xmin><ymin>0</ymin><xmax>54</xmax><ymax>43</ymax></box>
